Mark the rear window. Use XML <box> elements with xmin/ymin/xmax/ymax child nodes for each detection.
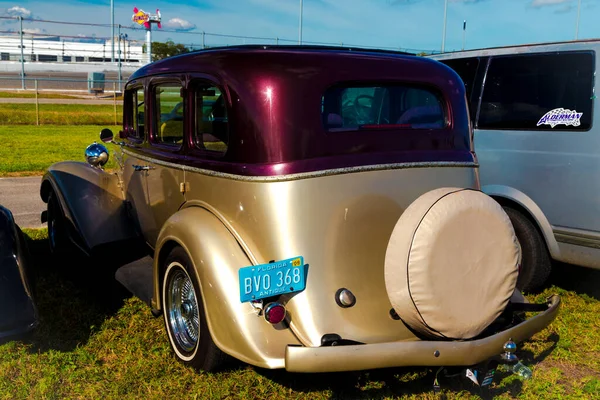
<box><xmin>322</xmin><ymin>84</ymin><xmax>446</xmax><ymax>131</ymax></box>
<box><xmin>478</xmin><ymin>51</ymin><xmax>595</xmax><ymax>131</ymax></box>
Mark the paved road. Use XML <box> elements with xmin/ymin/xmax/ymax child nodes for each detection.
<box><xmin>0</xmin><ymin>176</ymin><xmax>46</xmax><ymax>229</ymax></box>
<box><xmin>0</xmin><ymin>97</ymin><xmax>117</xmax><ymax>105</ymax></box>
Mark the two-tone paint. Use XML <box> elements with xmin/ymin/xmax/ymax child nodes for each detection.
<box><xmin>40</xmin><ymin>46</ymin><xmax>560</xmax><ymax>372</ymax></box>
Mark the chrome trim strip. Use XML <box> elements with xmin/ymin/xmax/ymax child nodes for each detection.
<box><xmin>122</xmin><ymin>149</ymin><xmax>478</xmax><ymax>182</ymax></box>
<box><xmin>553</xmin><ymin>225</ymin><xmax>600</xmax><ymax>249</ymax></box>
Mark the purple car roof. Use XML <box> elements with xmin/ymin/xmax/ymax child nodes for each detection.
<box><xmin>125</xmin><ymin>45</ymin><xmax>474</xmax><ymax>177</ymax></box>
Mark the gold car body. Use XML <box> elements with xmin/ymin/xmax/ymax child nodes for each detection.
<box><xmin>40</xmin><ymin>46</ymin><xmax>560</xmax><ymax>373</ymax></box>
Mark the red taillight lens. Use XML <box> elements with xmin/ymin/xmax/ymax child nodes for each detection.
<box><xmin>264</xmin><ymin>302</ymin><xmax>286</xmax><ymax>324</ymax></box>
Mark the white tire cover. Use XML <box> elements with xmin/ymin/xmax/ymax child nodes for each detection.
<box><xmin>384</xmin><ymin>187</ymin><xmax>520</xmax><ymax>340</ymax></box>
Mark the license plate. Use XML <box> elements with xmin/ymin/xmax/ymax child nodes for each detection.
<box><xmin>238</xmin><ymin>256</ymin><xmax>306</xmax><ymax>303</ymax></box>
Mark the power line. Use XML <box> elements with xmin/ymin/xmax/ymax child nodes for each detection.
<box><xmin>0</xmin><ymin>15</ymin><xmax>438</xmax><ymax>54</ymax></box>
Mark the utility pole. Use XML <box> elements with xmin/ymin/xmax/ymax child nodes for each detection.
<box><xmin>299</xmin><ymin>0</ymin><xmax>303</xmax><ymax>45</ymax></box>
<box><xmin>575</xmin><ymin>0</ymin><xmax>582</xmax><ymax>40</ymax></box>
<box><xmin>118</xmin><ymin>25</ymin><xmax>122</xmax><ymax>92</ymax></box>
<box><xmin>111</xmin><ymin>0</ymin><xmax>115</xmax><ymax>63</ymax></box>
<box><xmin>441</xmin><ymin>0</ymin><xmax>448</xmax><ymax>53</ymax></box>
<box><xmin>19</xmin><ymin>16</ymin><xmax>25</xmax><ymax>90</ymax></box>
<box><xmin>462</xmin><ymin>20</ymin><xmax>466</xmax><ymax>51</ymax></box>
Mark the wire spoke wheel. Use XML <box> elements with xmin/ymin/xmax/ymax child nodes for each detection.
<box><xmin>166</xmin><ymin>264</ymin><xmax>200</xmax><ymax>353</ymax></box>
<box><xmin>161</xmin><ymin>246</ymin><xmax>229</xmax><ymax>371</ymax></box>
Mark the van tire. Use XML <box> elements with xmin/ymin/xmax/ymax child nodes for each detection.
<box><xmin>503</xmin><ymin>206</ymin><xmax>551</xmax><ymax>293</ymax></box>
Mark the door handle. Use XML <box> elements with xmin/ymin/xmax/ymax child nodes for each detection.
<box><xmin>132</xmin><ymin>164</ymin><xmax>154</xmax><ymax>171</ymax></box>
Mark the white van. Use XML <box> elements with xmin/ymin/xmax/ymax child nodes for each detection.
<box><xmin>429</xmin><ymin>39</ymin><xmax>598</xmax><ymax>292</ymax></box>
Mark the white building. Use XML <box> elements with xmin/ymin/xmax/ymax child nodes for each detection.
<box><xmin>0</xmin><ymin>35</ymin><xmax>146</xmax><ymax>64</ymax></box>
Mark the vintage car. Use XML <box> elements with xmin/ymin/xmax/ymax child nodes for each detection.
<box><xmin>0</xmin><ymin>204</ymin><xmax>38</xmax><ymax>342</ymax></box>
<box><xmin>39</xmin><ymin>45</ymin><xmax>560</xmax><ymax>379</ymax></box>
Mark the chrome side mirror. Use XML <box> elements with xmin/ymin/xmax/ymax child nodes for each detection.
<box><xmin>100</xmin><ymin>128</ymin><xmax>114</xmax><ymax>143</ymax></box>
<box><xmin>85</xmin><ymin>142</ymin><xmax>109</xmax><ymax>168</ymax></box>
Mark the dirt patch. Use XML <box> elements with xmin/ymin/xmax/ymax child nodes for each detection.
<box><xmin>536</xmin><ymin>360</ymin><xmax>599</xmax><ymax>392</ymax></box>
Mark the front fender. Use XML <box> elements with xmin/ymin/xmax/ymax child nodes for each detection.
<box><xmin>0</xmin><ymin>205</ymin><xmax>37</xmax><ymax>339</ymax></box>
<box><xmin>481</xmin><ymin>184</ymin><xmax>560</xmax><ymax>258</ymax></box>
<box><xmin>153</xmin><ymin>206</ymin><xmax>302</xmax><ymax>369</ymax></box>
<box><xmin>40</xmin><ymin>161</ymin><xmax>139</xmax><ymax>253</ymax></box>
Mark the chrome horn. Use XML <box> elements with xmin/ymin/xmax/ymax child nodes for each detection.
<box><xmin>85</xmin><ymin>142</ymin><xmax>109</xmax><ymax>168</ymax></box>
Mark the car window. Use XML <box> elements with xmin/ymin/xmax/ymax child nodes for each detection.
<box><xmin>125</xmin><ymin>87</ymin><xmax>144</xmax><ymax>139</ymax></box>
<box><xmin>155</xmin><ymin>84</ymin><xmax>184</xmax><ymax>146</ymax></box>
<box><xmin>478</xmin><ymin>51</ymin><xmax>594</xmax><ymax>131</ymax></box>
<box><xmin>322</xmin><ymin>84</ymin><xmax>446</xmax><ymax>131</ymax></box>
<box><xmin>194</xmin><ymin>85</ymin><xmax>228</xmax><ymax>154</ymax></box>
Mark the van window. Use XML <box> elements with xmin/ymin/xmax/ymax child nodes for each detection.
<box><xmin>478</xmin><ymin>52</ymin><xmax>594</xmax><ymax>131</ymax></box>
<box><xmin>322</xmin><ymin>84</ymin><xmax>446</xmax><ymax>131</ymax></box>
<box><xmin>155</xmin><ymin>84</ymin><xmax>184</xmax><ymax>146</ymax></box>
<box><xmin>194</xmin><ymin>85</ymin><xmax>228</xmax><ymax>154</ymax></box>
<box><xmin>440</xmin><ymin>57</ymin><xmax>480</xmax><ymax>102</ymax></box>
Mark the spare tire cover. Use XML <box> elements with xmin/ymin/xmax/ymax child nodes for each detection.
<box><xmin>384</xmin><ymin>187</ymin><xmax>520</xmax><ymax>340</ymax></box>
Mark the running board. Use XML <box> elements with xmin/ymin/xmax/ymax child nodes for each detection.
<box><xmin>115</xmin><ymin>255</ymin><xmax>154</xmax><ymax>309</ymax></box>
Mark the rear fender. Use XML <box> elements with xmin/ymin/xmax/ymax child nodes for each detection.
<box><xmin>153</xmin><ymin>206</ymin><xmax>302</xmax><ymax>369</ymax></box>
<box><xmin>40</xmin><ymin>161</ymin><xmax>139</xmax><ymax>253</ymax></box>
<box><xmin>482</xmin><ymin>184</ymin><xmax>559</xmax><ymax>258</ymax></box>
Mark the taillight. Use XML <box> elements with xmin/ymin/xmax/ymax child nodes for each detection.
<box><xmin>264</xmin><ymin>302</ymin><xmax>286</xmax><ymax>324</ymax></box>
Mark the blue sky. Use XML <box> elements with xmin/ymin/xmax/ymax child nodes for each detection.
<box><xmin>0</xmin><ymin>0</ymin><xmax>597</xmax><ymax>53</ymax></box>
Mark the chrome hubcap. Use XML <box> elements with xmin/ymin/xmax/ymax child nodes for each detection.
<box><xmin>167</xmin><ymin>266</ymin><xmax>199</xmax><ymax>353</ymax></box>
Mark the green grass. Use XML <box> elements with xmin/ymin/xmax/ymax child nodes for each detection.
<box><xmin>0</xmin><ymin>103</ymin><xmax>123</xmax><ymax>125</ymax></box>
<box><xmin>0</xmin><ymin>228</ymin><xmax>598</xmax><ymax>399</ymax></box>
<box><xmin>0</xmin><ymin>125</ymin><xmax>120</xmax><ymax>176</ymax></box>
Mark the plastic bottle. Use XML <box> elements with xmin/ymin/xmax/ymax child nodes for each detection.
<box><xmin>511</xmin><ymin>361</ymin><xmax>533</xmax><ymax>379</ymax></box>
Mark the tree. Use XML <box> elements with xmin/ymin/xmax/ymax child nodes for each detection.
<box><xmin>150</xmin><ymin>40</ymin><xmax>190</xmax><ymax>61</ymax></box>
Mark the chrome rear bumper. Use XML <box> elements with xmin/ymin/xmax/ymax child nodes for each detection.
<box><xmin>285</xmin><ymin>294</ymin><xmax>560</xmax><ymax>373</ymax></box>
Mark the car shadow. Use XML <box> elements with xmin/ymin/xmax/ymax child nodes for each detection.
<box><xmin>254</xmin><ymin>363</ymin><xmax>530</xmax><ymax>399</ymax></box>
<box><xmin>18</xmin><ymin>233</ymin><xmax>137</xmax><ymax>353</ymax></box>
<box><xmin>547</xmin><ymin>262</ymin><xmax>600</xmax><ymax>300</ymax></box>
<box><xmin>251</xmin><ymin>333</ymin><xmax>560</xmax><ymax>400</ymax></box>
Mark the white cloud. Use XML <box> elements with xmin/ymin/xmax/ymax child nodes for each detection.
<box><xmin>532</xmin><ymin>0</ymin><xmax>571</xmax><ymax>7</ymax></box>
<box><xmin>6</xmin><ymin>6</ymin><xmax>32</xmax><ymax>18</ymax></box>
<box><xmin>163</xmin><ymin>18</ymin><xmax>196</xmax><ymax>31</ymax></box>
<box><xmin>22</xmin><ymin>28</ymin><xmax>44</xmax><ymax>34</ymax></box>
<box><xmin>555</xmin><ymin>3</ymin><xmax>574</xmax><ymax>12</ymax></box>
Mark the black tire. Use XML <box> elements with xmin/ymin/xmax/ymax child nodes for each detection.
<box><xmin>46</xmin><ymin>190</ymin><xmax>72</xmax><ymax>257</ymax></box>
<box><xmin>161</xmin><ymin>246</ymin><xmax>229</xmax><ymax>372</ymax></box>
<box><xmin>503</xmin><ymin>206</ymin><xmax>552</xmax><ymax>293</ymax></box>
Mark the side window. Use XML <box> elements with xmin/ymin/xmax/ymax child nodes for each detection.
<box><xmin>322</xmin><ymin>84</ymin><xmax>446</xmax><ymax>131</ymax></box>
<box><xmin>194</xmin><ymin>84</ymin><xmax>228</xmax><ymax>154</ymax></box>
<box><xmin>155</xmin><ymin>83</ymin><xmax>184</xmax><ymax>146</ymax></box>
<box><xmin>440</xmin><ymin>57</ymin><xmax>480</xmax><ymax>101</ymax></box>
<box><xmin>125</xmin><ymin>87</ymin><xmax>145</xmax><ymax>139</ymax></box>
<box><xmin>478</xmin><ymin>52</ymin><xmax>594</xmax><ymax>131</ymax></box>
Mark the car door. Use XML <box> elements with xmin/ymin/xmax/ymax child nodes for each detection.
<box><xmin>122</xmin><ymin>79</ymin><xmax>187</xmax><ymax>248</ymax></box>
<box><xmin>121</xmin><ymin>83</ymin><xmax>155</xmax><ymax>244</ymax></box>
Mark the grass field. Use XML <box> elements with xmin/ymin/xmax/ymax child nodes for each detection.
<box><xmin>0</xmin><ymin>125</ymin><xmax>120</xmax><ymax>176</ymax></box>
<box><xmin>0</xmin><ymin>103</ymin><xmax>122</xmax><ymax>125</ymax></box>
<box><xmin>0</xmin><ymin>228</ymin><xmax>598</xmax><ymax>399</ymax></box>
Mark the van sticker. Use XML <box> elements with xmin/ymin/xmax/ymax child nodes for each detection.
<box><xmin>537</xmin><ymin>108</ymin><xmax>583</xmax><ymax>128</ymax></box>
